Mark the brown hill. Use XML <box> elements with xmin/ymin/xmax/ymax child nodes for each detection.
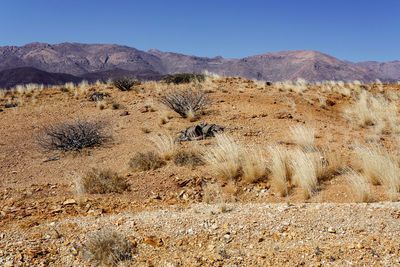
<box><xmin>0</xmin><ymin>42</ymin><xmax>399</xmax><ymax>83</ymax></box>
<box><xmin>0</xmin><ymin>67</ymin><xmax>82</xmax><ymax>89</ymax></box>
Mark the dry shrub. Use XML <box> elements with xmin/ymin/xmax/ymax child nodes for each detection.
<box><xmin>346</xmin><ymin>169</ymin><xmax>371</xmax><ymax>203</ymax></box>
<box><xmin>268</xmin><ymin>145</ymin><xmax>290</xmax><ymax>196</ymax></box>
<box><xmin>159</xmin><ymin>89</ymin><xmax>210</xmax><ymax>118</ymax></box>
<box><xmin>204</xmin><ymin>134</ymin><xmax>241</xmax><ymax>180</ymax></box>
<box><xmin>173</xmin><ymin>149</ymin><xmax>204</xmax><ymax>167</ymax></box>
<box><xmin>289</xmin><ymin>149</ymin><xmax>318</xmax><ymax>199</ymax></box>
<box><xmin>355</xmin><ymin>145</ymin><xmax>400</xmax><ymax>201</ymax></box>
<box><xmin>150</xmin><ymin>133</ymin><xmax>176</xmax><ymax>160</ymax></box>
<box><xmin>289</xmin><ymin>124</ymin><xmax>316</xmax><ymax>150</ymax></box>
<box><xmin>37</xmin><ymin>119</ymin><xmax>110</xmax><ymax>152</ymax></box>
<box><xmin>129</xmin><ymin>151</ymin><xmax>165</xmax><ymax>171</ymax></box>
<box><xmin>83</xmin><ymin>230</ymin><xmax>136</xmax><ymax>266</ymax></box>
<box><xmin>78</xmin><ymin>169</ymin><xmax>129</xmax><ymax>194</ymax></box>
<box><xmin>240</xmin><ymin>147</ymin><xmax>268</xmax><ymax>183</ymax></box>
<box><xmin>161</xmin><ymin>73</ymin><xmax>205</xmax><ymax>84</ymax></box>
<box><xmin>113</xmin><ymin>77</ymin><xmax>140</xmax><ymax>91</ymax></box>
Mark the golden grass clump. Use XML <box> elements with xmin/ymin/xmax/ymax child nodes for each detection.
<box><xmin>310</xmin><ymin>149</ymin><xmax>342</xmax><ymax>180</ymax></box>
<box><xmin>129</xmin><ymin>151</ymin><xmax>165</xmax><ymax>171</ymax></box>
<box><xmin>289</xmin><ymin>149</ymin><xmax>318</xmax><ymax>199</ymax></box>
<box><xmin>345</xmin><ymin>90</ymin><xmax>398</xmax><ymax>133</ymax></box>
<box><xmin>150</xmin><ymin>133</ymin><xmax>177</xmax><ymax>160</ymax></box>
<box><xmin>346</xmin><ymin>169</ymin><xmax>371</xmax><ymax>203</ymax></box>
<box><xmin>204</xmin><ymin>134</ymin><xmax>241</xmax><ymax>180</ymax></box>
<box><xmin>240</xmin><ymin>147</ymin><xmax>268</xmax><ymax>183</ymax></box>
<box><xmin>173</xmin><ymin>148</ymin><xmax>204</xmax><ymax>167</ymax></box>
<box><xmin>354</xmin><ymin>145</ymin><xmax>400</xmax><ymax>201</ymax></box>
<box><xmin>83</xmin><ymin>230</ymin><xmax>136</xmax><ymax>266</ymax></box>
<box><xmin>289</xmin><ymin>124</ymin><xmax>316</xmax><ymax>150</ymax></box>
<box><xmin>268</xmin><ymin>145</ymin><xmax>290</xmax><ymax>196</ymax></box>
<box><xmin>77</xmin><ymin>169</ymin><xmax>129</xmax><ymax>194</ymax></box>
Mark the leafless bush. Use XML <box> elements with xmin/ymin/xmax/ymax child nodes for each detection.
<box><xmin>113</xmin><ymin>77</ymin><xmax>140</xmax><ymax>91</ymax></box>
<box><xmin>159</xmin><ymin>90</ymin><xmax>210</xmax><ymax>118</ymax></box>
<box><xmin>37</xmin><ymin>119</ymin><xmax>110</xmax><ymax>152</ymax></box>
<box><xmin>77</xmin><ymin>169</ymin><xmax>129</xmax><ymax>194</ymax></box>
<box><xmin>83</xmin><ymin>230</ymin><xmax>136</xmax><ymax>266</ymax></box>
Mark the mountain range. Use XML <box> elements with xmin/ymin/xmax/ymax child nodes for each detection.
<box><xmin>0</xmin><ymin>42</ymin><xmax>399</xmax><ymax>88</ymax></box>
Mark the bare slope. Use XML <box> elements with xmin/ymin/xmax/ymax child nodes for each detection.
<box><xmin>1</xmin><ymin>42</ymin><xmax>399</xmax><ymax>82</ymax></box>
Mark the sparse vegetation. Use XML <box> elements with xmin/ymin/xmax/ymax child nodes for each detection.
<box><xmin>83</xmin><ymin>230</ymin><xmax>136</xmax><ymax>266</ymax></box>
<box><xmin>150</xmin><ymin>133</ymin><xmax>176</xmax><ymax>160</ymax></box>
<box><xmin>289</xmin><ymin>149</ymin><xmax>318</xmax><ymax>199</ymax></box>
<box><xmin>37</xmin><ymin>119</ymin><xmax>110</xmax><ymax>152</ymax></box>
<box><xmin>289</xmin><ymin>125</ymin><xmax>316</xmax><ymax>150</ymax></box>
<box><xmin>129</xmin><ymin>151</ymin><xmax>165</xmax><ymax>171</ymax></box>
<box><xmin>346</xmin><ymin>168</ymin><xmax>371</xmax><ymax>203</ymax></box>
<box><xmin>240</xmin><ymin>147</ymin><xmax>268</xmax><ymax>183</ymax></box>
<box><xmin>204</xmin><ymin>134</ymin><xmax>241</xmax><ymax>180</ymax></box>
<box><xmin>268</xmin><ymin>145</ymin><xmax>290</xmax><ymax>197</ymax></box>
<box><xmin>162</xmin><ymin>73</ymin><xmax>205</xmax><ymax>84</ymax></box>
<box><xmin>355</xmin><ymin>145</ymin><xmax>400</xmax><ymax>201</ymax></box>
<box><xmin>113</xmin><ymin>77</ymin><xmax>140</xmax><ymax>91</ymax></box>
<box><xmin>173</xmin><ymin>149</ymin><xmax>204</xmax><ymax>167</ymax></box>
<box><xmin>77</xmin><ymin>168</ymin><xmax>129</xmax><ymax>194</ymax></box>
<box><xmin>159</xmin><ymin>89</ymin><xmax>210</xmax><ymax>118</ymax></box>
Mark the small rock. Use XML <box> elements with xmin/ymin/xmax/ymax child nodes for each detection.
<box><xmin>224</xmin><ymin>233</ymin><xmax>231</xmax><ymax>239</ymax></box>
<box><xmin>144</xmin><ymin>236</ymin><xmax>163</xmax><ymax>247</ymax></box>
<box><xmin>140</xmin><ymin>106</ymin><xmax>149</xmax><ymax>113</ymax></box>
<box><xmin>328</xmin><ymin>227</ymin><xmax>336</xmax><ymax>233</ymax></box>
<box><xmin>187</xmin><ymin>228</ymin><xmax>194</xmax><ymax>235</ymax></box>
<box><xmin>120</xmin><ymin>110</ymin><xmax>129</xmax><ymax>116</ymax></box>
<box><xmin>63</xmin><ymin>199</ymin><xmax>77</xmax><ymax>206</ymax></box>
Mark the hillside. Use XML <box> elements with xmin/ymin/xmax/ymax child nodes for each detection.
<box><xmin>1</xmin><ymin>77</ymin><xmax>400</xmax><ymax>265</ymax></box>
<box><xmin>0</xmin><ymin>67</ymin><xmax>82</xmax><ymax>89</ymax></box>
<box><xmin>1</xmin><ymin>43</ymin><xmax>399</xmax><ymax>85</ymax></box>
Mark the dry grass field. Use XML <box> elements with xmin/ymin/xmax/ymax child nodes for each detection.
<box><xmin>1</xmin><ymin>76</ymin><xmax>400</xmax><ymax>265</ymax></box>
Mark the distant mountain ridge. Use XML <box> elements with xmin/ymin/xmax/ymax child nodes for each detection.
<box><xmin>0</xmin><ymin>42</ymin><xmax>399</xmax><ymax>88</ymax></box>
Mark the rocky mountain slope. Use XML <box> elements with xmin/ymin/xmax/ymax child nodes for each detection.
<box><xmin>0</xmin><ymin>42</ymin><xmax>399</xmax><ymax>87</ymax></box>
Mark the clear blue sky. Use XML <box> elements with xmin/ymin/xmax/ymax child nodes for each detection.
<box><xmin>1</xmin><ymin>0</ymin><xmax>399</xmax><ymax>62</ymax></box>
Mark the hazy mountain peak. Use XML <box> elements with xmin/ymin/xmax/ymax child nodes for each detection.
<box><xmin>0</xmin><ymin>42</ymin><xmax>399</xmax><ymax>84</ymax></box>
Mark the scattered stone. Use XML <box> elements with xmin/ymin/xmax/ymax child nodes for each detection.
<box><xmin>275</xmin><ymin>111</ymin><xmax>293</xmax><ymax>119</ymax></box>
<box><xmin>140</xmin><ymin>106</ymin><xmax>150</xmax><ymax>113</ymax></box>
<box><xmin>120</xmin><ymin>110</ymin><xmax>129</xmax><ymax>116</ymax></box>
<box><xmin>176</xmin><ymin>122</ymin><xmax>226</xmax><ymax>142</ymax></box>
<box><xmin>88</xmin><ymin>91</ymin><xmax>109</xmax><ymax>102</ymax></box>
<box><xmin>328</xmin><ymin>227</ymin><xmax>336</xmax><ymax>233</ymax></box>
<box><xmin>5</xmin><ymin>104</ymin><xmax>17</xmax><ymax>108</ymax></box>
<box><xmin>62</xmin><ymin>199</ymin><xmax>77</xmax><ymax>206</ymax></box>
<box><xmin>144</xmin><ymin>236</ymin><xmax>164</xmax><ymax>247</ymax></box>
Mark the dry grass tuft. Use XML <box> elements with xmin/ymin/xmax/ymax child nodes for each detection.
<box><xmin>289</xmin><ymin>125</ymin><xmax>316</xmax><ymax>150</ymax></box>
<box><xmin>346</xmin><ymin>169</ymin><xmax>371</xmax><ymax>203</ymax></box>
<box><xmin>204</xmin><ymin>134</ymin><xmax>241</xmax><ymax>180</ymax></box>
<box><xmin>83</xmin><ymin>230</ymin><xmax>136</xmax><ymax>266</ymax></box>
<box><xmin>240</xmin><ymin>147</ymin><xmax>268</xmax><ymax>183</ymax></box>
<box><xmin>173</xmin><ymin>149</ymin><xmax>204</xmax><ymax>167</ymax></box>
<box><xmin>150</xmin><ymin>133</ymin><xmax>177</xmax><ymax>160</ymax></box>
<box><xmin>354</xmin><ymin>145</ymin><xmax>400</xmax><ymax>201</ymax></box>
<box><xmin>289</xmin><ymin>149</ymin><xmax>318</xmax><ymax>199</ymax></box>
<box><xmin>268</xmin><ymin>145</ymin><xmax>290</xmax><ymax>196</ymax></box>
<box><xmin>310</xmin><ymin>149</ymin><xmax>342</xmax><ymax>180</ymax></box>
<box><xmin>129</xmin><ymin>151</ymin><xmax>165</xmax><ymax>171</ymax></box>
<box><xmin>77</xmin><ymin>169</ymin><xmax>129</xmax><ymax>194</ymax></box>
